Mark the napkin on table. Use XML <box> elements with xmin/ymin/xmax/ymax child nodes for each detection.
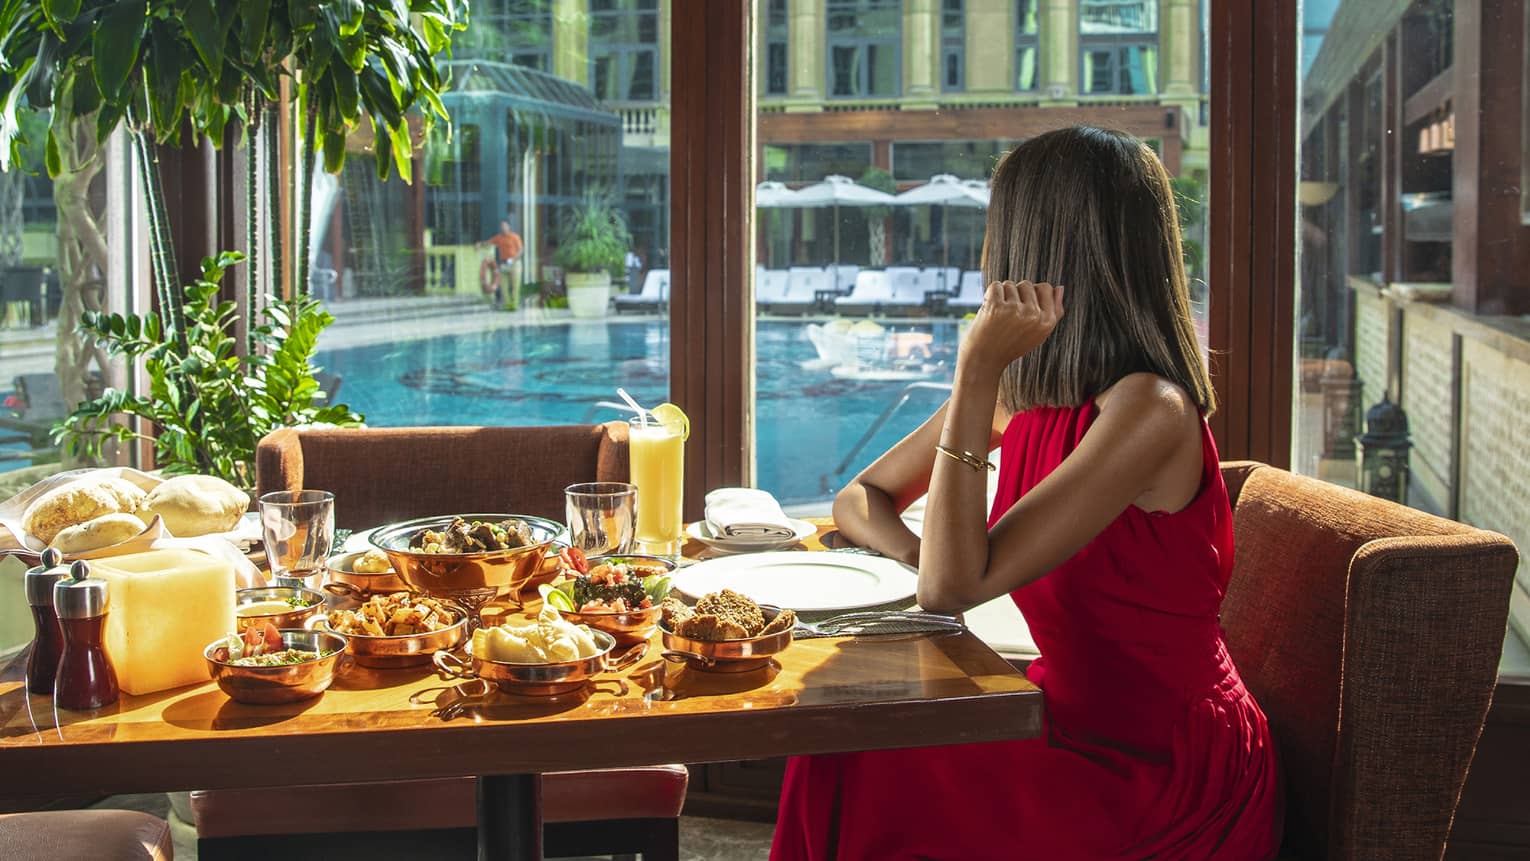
<box><xmin>704</xmin><ymin>487</ymin><xmax>795</xmax><ymax>539</ymax></box>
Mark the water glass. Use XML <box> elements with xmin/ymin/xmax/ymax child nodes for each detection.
<box><xmin>564</xmin><ymin>482</ymin><xmax>638</xmax><ymax>557</ymax></box>
<box><xmin>259</xmin><ymin>490</ymin><xmax>335</xmax><ymax>584</ymax></box>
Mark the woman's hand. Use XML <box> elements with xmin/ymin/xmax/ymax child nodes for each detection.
<box><xmin>959</xmin><ymin>280</ymin><xmax>1064</xmax><ymax>378</ymax></box>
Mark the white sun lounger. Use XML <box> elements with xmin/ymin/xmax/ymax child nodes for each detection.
<box><xmin>756</xmin><ymin>268</ymin><xmax>792</xmax><ymax>305</ymax></box>
<box><xmin>884</xmin><ymin>267</ymin><xmax>933</xmax><ymax>312</ymax></box>
<box><xmin>948</xmin><ymin>271</ymin><xmax>986</xmax><ymax>311</ymax></box>
<box><xmin>613</xmin><ymin>269</ymin><xmax>669</xmax><ymax>313</ymax></box>
<box><xmin>834</xmin><ymin>270</ymin><xmax>893</xmax><ymax>314</ymax></box>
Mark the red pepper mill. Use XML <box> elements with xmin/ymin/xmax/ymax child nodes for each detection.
<box><xmin>23</xmin><ymin>548</ymin><xmax>69</xmax><ymax>695</ymax></box>
<box><xmin>53</xmin><ymin>560</ymin><xmax>119</xmax><ymax>710</ymax></box>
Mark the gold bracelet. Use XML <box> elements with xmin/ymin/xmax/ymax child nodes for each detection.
<box><xmin>935</xmin><ymin>444</ymin><xmax>996</xmax><ymax>472</ymax></box>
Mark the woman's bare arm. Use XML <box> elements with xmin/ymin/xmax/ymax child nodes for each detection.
<box><xmin>917</xmin><ymin>372</ymin><xmax>1203</xmax><ymax>612</ymax></box>
<box><xmin>831</xmin><ymin>399</ymin><xmax>1008</xmax><ymax>568</ymax></box>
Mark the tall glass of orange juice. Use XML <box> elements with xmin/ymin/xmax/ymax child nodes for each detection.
<box><xmin>629</xmin><ymin>410</ymin><xmax>686</xmax><ymax>556</ymax></box>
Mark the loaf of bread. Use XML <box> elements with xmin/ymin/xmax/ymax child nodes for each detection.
<box><xmin>50</xmin><ymin>513</ymin><xmax>148</xmax><ymax>553</ymax></box>
<box><xmin>142</xmin><ymin>475</ymin><xmax>249</xmax><ymax>537</ymax></box>
<box><xmin>22</xmin><ymin>476</ymin><xmax>149</xmax><ymax>545</ymax></box>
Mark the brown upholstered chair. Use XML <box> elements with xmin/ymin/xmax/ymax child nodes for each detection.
<box><xmin>1218</xmin><ymin>461</ymin><xmax>1518</xmax><ymax>860</ymax></box>
<box><xmin>191</xmin><ymin>422</ymin><xmax>684</xmax><ymax>860</ymax></box>
<box><xmin>255</xmin><ymin>422</ymin><xmax>631</xmax><ymax>530</ymax></box>
<box><xmin>0</xmin><ymin>810</ymin><xmax>174</xmax><ymax>860</ymax></box>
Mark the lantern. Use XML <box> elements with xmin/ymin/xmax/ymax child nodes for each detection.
<box><xmin>1355</xmin><ymin>396</ymin><xmax>1411</xmax><ymax>503</ymax></box>
<box><xmin>1321</xmin><ymin>360</ymin><xmax>1362</xmax><ymax>460</ymax></box>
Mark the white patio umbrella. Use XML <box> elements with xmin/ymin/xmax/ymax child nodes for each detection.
<box><xmin>755</xmin><ymin>181</ymin><xmax>801</xmax><ymax>208</ymax></box>
<box><xmin>894</xmin><ymin>174</ymin><xmax>988</xmax><ymax>269</ymax></box>
<box><xmin>755</xmin><ymin>182</ymin><xmax>802</xmax><ymax>268</ymax></box>
<box><xmin>787</xmin><ymin>174</ymin><xmax>897</xmax><ymax>266</ymax></box>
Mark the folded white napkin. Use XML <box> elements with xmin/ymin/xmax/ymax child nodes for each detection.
<box><xmin>704</xmin><ymin>488</ymin><xmax>795</xmax><ymax>539</ymax></box>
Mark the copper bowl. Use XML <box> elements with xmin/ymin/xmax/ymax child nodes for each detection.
<box><xmin>551</xmin><ymin>554</ymin><xmax>676</xmax><ymax>646</ymax></box>
<box><xmin>204</xmin><ymin>629</ymin><xmax>349</xmax><ymax>704</ymax></box>
<box><xmin>234</xmin><ymin>587</ymin><xmax>326</xmax><ymax>633</ymax></box>
<box><xmin>326</xmin><ymin>550</ymin><xmax>410</xmax><ymax>596</ymax></box>
<box><xmin>369</xmin><ymin>514</ymin><xmax>564</xmax><ymax>598</ymax></box>
<box><xmin>432</xmin><ymin>630</ymin><xmax>644</xmax><ymax>696</ymax></box>
<box><xmin>314</xmin><ymin>607</ymin><xmax>470</xmax><ymax>669</ymax></box>
<box><xmin>557</xmin><ymin>605</ymin><xmax>663</xmax><ymax>647</ymax></box>
<box><xmin>660</xmin><ymin>604</ymin><xmax>794</xmax><ymax>673</ymax></box>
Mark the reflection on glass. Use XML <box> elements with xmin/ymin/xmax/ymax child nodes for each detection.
<box><xmin>0</xmin><ymin>110</ymin><xmax>127</xmax><ymax>495</ymax></box>
<box><xmin>754</xmin><ymin>0</ymin><xmax>1210</xmax><ymax>509</ymax></box>
<box><xmin>1293</xmin><ymin>0</ymin><xmax>1530</xmax><ymax>654</ymax></box>
<box><xmin>312</xmin><ymin>3</ymin><xmax>671</xmax><ymax>468</ymax></box>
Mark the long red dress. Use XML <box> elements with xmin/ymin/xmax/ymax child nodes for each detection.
<box><xmin>772</xmin><ymin>400</ymin><xmax>1283</xmax><ymax>860</ymax></box>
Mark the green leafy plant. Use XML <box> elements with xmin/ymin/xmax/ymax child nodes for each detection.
<box><xmin>1170</xmin><ymin>176</ymin><xmax>1206</xmax><ymax>276</ymax></box>
<box><xmin>553</xmin><ymin>192</ymin><xmax>632</xmax><ymax>279</ymax></box>
<box><xmin>0</xmin><ymin>0</ymin><xmax>466</xmax><ymax>349</ymax></box>
<box><xmin>54</xmin><ymin>251</ymin><xmax>363</xmax><ymax>487</ymax></box>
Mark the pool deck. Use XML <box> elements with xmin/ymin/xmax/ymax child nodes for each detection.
<box><xmin>3</xmin><ymin>294</ymin><xmax>951</xmax><ymax>382</ymax></box>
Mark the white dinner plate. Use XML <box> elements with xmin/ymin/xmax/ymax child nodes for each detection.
<box><xmin>670</xmin><ymin>551</ymin><xmax>918</xmax><ymax>612</ymax></box>
<box><xmin>685</xmin><ymin>518</ymin><xmax>817</xmax><ymax>554</ymax></box>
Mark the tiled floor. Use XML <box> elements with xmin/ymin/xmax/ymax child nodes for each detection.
<box><xmin>93</xmin><ymin>792</ymin><xmax>774</xmax><ymax>860</ymax></box>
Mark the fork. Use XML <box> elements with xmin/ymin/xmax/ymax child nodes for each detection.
<box><xmin>794</xmin><ymin>610</ymin><xmax>965</xmax><ymax>637</ymax></box>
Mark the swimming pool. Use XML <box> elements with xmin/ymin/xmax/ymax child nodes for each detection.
<box><xmin>313</xmin><ymin>319</ymin><xmax>961</xmax><ymax>505</ymax></box>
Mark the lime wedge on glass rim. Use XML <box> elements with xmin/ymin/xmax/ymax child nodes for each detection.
<box><xmin>651</xmin><ymin>402</ymin><xmax>689</xmax><ymax>440</ymax></box>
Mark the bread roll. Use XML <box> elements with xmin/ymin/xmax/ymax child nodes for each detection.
<box><xmin>22</xmin><ymin>476</ymin><xmax>149</xmax><ymax>545</ymax></box>
<box><xmin>142</xmin><ymin>475</ymin><xmax>250</xmax><ymax>537</ymax></box>
<box><xmin>50</xmin><ymin>513</ymin><xmax>148</xmax><ymax>553</ymax></box>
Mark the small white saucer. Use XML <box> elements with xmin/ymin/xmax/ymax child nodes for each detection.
<box><xmin>686</xmin><ymin>518</ymin><xmax>817</xmax><ymax>554</ymax></box>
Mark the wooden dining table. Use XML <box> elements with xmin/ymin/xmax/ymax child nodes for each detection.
<box><xmin>0</xmin><ymin>521</ymin><xmax>1042</xmax><ymax>860</ymax></box>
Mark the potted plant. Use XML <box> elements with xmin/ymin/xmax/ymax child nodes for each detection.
<box><xmin>54</xmin><ymin>251</ymin><xmax>362</xmax><ymax>489</ymax></box>
<box><xmin>554</xmin><ymin>192</ymin><xmax>632</xmax><ymax>318</ymax></box>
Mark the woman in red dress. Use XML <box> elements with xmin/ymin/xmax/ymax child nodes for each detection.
<box><xmin>772</xmin><ymin>127</ymin><xmax>1283</xmax><ymax>860</ymax></box>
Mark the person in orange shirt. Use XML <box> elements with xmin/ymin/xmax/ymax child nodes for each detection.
<box><xmin>477</xmin><ymin>221</ymin><xmax>523</xmax><ymax>299</ymax></box>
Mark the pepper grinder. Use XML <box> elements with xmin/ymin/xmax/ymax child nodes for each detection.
<box><xmin>53</xmin><ymin>560</ymin><xmax>119</xmax><ymax>710</ymax></box>
<box><xmin>23</xmin><ymin>548</ymin><xmax>69</xmax><ymax>695</ymax></box>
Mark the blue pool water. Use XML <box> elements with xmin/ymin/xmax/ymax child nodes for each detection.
<box><xmin>314</xmin><ymin>319</ymin><xmax>960</xmax><ymax>504</ymax></box>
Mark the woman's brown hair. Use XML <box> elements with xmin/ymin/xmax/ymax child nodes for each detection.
<box><xmin>985</xmin><ymin>126</ymin><xmax>1215</xmax><ymax>414</ymax></box>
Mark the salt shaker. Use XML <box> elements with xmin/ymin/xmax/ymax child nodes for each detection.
<box><xmin>24</xmin><ymin>548</ymin><xmax>70</xmax><ymax>695</ymax></box>
<box><xmin>53</xmin><ymin>560</ymin><xmax>119</xmax><ymax>710</ymax></box>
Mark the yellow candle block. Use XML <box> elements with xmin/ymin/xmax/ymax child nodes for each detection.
<box><xmin>89</xmin><ymin>549</ymin><xmax>236</xmax><ymax>695</ymax></box>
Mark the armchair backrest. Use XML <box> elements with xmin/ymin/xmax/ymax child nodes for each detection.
<box><xmin>256</xmin><ymin>423</ymin><xmax>630</xmax><ymax>530</ymax></box>
<box><xmin>1218</xmin><ymin>461</ymin><xmax>1517</xmax><ymax>860</ymax></box>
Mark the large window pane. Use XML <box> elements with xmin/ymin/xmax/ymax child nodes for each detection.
<box><xmin>0</xmin><ymin>120</ymin><xmax>132</xmax><ymax>494</ymax></box>
<box><xmin>754</xmin><ymin>0</ymin><xmax>1211</xmax><ymax>513</ymax></box>
<box><xmin>827</xmin><ymin>0</ymin><xmax>903</xmax><ymax>98</ymax></box>
<box><xmin>1079</xmin><ymin>0</ymin><xmax>1159</xmax><ymax>95</ymax></box>
<box><xmin>1293</xmin><ymin>0</ymin><xmax>1530</xmax><ymax>661</ymax></box>
<box><xmin>314</xmin><ymin>5</ymin><xmax>670</xmax><ymax>438</ymax></box>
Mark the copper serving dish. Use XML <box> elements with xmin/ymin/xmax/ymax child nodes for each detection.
<box><xmin>432</xmin><ymin>630</ymin><xmax>644</xmax><ymax>696</ymax></box>
<box><xmin>312</xmin><ymin>607</ymin><xmax>470</xmax><ymax>669</ymax></box>
<box><xmin>234</xmin><ymin>586</ymin><xmax>326</xmax><ymax>633</ymax></box>
<box><xmin>369</xmin><ymin>514</ymin><xmax>564</xmax><ymax>625</ymax></box>
<box><xmin>326</xmin><ymin>550</ymin><xmax>410</xmax><ymax>596</ymax></box>
<box><xmin>660</xmin><ymin>605</ymin><xmax>794</xmax><ymax>673</ymax></box>
<box><xmin>204</xmin><ymin>629</ymin><xmax>349</xmax><ymax>704</ymax></box>
<box><xmin>551</xmin><ymin>554</ymin><xmax>676</xmax><ymax>646</ymax></box>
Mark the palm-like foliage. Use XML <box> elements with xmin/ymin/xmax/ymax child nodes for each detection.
<box><xmin>55</xmin><ymin>251</ymin><xmax>362</xmax><ymax>487</ymax></box>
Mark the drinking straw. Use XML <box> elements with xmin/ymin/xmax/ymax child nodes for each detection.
<box><xmin>617</xmin><ymin>387</ymin><xmax>649</xmax><ymax>427</ymax></box>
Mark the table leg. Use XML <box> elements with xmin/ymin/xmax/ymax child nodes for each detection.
<box><xmin>477</xmin><ymin>773</ymin><xmax>542</xmax><ymax>861</ymax></box>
